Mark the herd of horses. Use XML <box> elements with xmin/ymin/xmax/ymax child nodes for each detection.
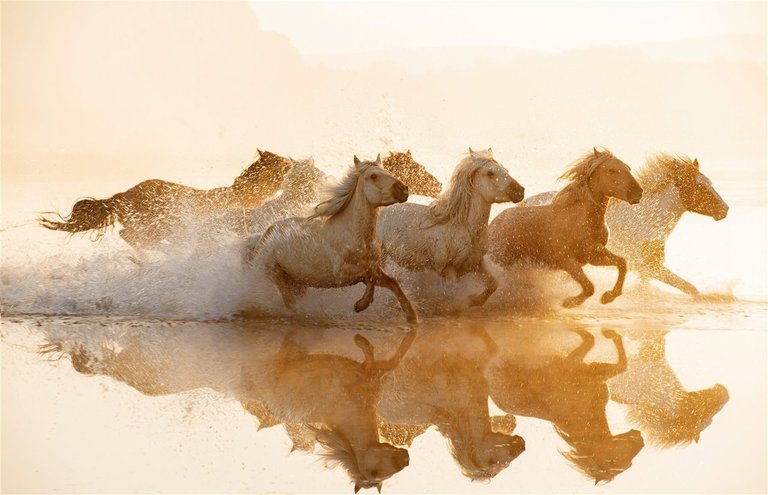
<box><xmin>40</xmin><ymin>146</ymin><xmax>729</xmax><ymax>320</ymax></box>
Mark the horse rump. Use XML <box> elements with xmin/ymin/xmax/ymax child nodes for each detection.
<box><xmin>38</xmin><ymin>198</ymin><xmax>117</xmax><ymax>240</ymax></box>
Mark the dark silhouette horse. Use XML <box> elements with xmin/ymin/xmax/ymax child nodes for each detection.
<box><xmin>39</xmin><ymin>150</ymin><xmax>291</xmax><ymax>251</ymax></box>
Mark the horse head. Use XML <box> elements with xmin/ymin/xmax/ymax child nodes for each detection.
<box><xmin>382</xmin><ymin>151</ymin><xmax>442</xmax><ymax>198</ymax></box>
<box><xmin>587</xmin><ymin>148</ymin><xmax>643</xmax><ymax>205</ymax></box>
<box><xmin>673</xmin><ymin>158</ymin><xmax>729</xmax><ymax>221</ymax></box>
<box><xmin>233</xmin><ymin>149</ymin><xmax>292</xmax><ymax>200</ymax></box>
<box><xmin>282</xmin><ymin>157</ymin><xmax>328</xmax><ymax>198</ymax></box>
<box><xmin>561</xmin><ymin>428</ymin><xmax>644</xmax><ymax>484</ymax></box>
<box><xmin>354</xmin><ymin>154</ymin><xmax>410</xmax><ymax>207</ymax></box>
<box><xmin>353</xmin><ymin>443</ymin><xmax>410</xmax><ymax>493</ymax></box>
<box><xmin>467</xmin><ymin>148</ymin><xmax>525</xmax><ymax>204</ymax></box>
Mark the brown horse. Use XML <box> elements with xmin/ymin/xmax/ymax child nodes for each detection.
<box><xmin>38</xmin><ymin>149</ymin><xmax>291</xmax><ymax>251</ymax></box>
<box><xmin>488</xmin><ymin>148</ymin><xmax>643</xmax><ymax>307</ymax></box>
<box><xmin>382</xmin><ymin>150</ymin><xmax>442</xmax><ymax>198</ymax></box>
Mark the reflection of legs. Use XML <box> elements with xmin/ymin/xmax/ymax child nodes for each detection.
<box><xmin>561</xmin><ymin>260</ymin><xmax>594</xmax><ymax>308</ymax></box>
<box><xmin>267</xmin><ymin>261</ymin><xmax>302</xmax><ymax>308</ymax></box>
<box><xmin>469</xmin><ymin>259</ymin><xmax>498</xmax><ymax>307</ymax></box>
<box><xmin>376</xmin><ymin>269</ymin><xmax>418</xmax><ymax>323</ymax></box>
<box><xmin>567</xmin><ymin>328</ymin><xmax>595</xmax><ymax>363</ymax></box>
<box><xmin>589</xmin><ymin>329</ymin><xmax>628</xmax><ymax>378</ymax></box>
<box><xmin>589</xmin><ymin>248</ymin><xmax>627</xmax><ymax>304</ymax></box>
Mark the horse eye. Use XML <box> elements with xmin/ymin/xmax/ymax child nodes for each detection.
<box><xmin>370</xmin><ymin>173</ymin><xmax>378</xmax><ymax>180</ymax></box>
<box><xmin>487</xmin><ymin>171</ymin><xmax>495</xmax><ymax>177</ymax></box>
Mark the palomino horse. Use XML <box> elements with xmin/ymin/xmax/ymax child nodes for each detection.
<box><xmin>38</xmin><ymin>149</ymin><xmax>292</xmax><ymax>251</ymax></box>
<box><xmin>488</xmin><ymin>147</ymin><xmax>642</xmax><ymax>307</ymax></box>
<box><xmin>382</xmin><ymin>151</ymin><xmax>442</xmax><ymax>198</ymax></box>
<box><xmin>487</xmin><ymin>328</ymin><xmax>645</xmax><ymax>484</ymax></box>
<box><xmin>204</xmin><ymin>157</ymin><xmax>330</xmax><ymax>237</ymax></box>
<box><xmin>244</xmin><ymin>155</ymin><xmax>418</xmax><ymax>322</ymax></box>
<box><xmin>241</xmin><ymin>331</ymin><xmax>416</xmax><ymax>493</ymax></box>
<box><xmin>520</xmin><ymin>154</ymin><xmax>728</xmax><ymax>297</ymax></box>
<box><xmin>375</xmin><ymin>148</ymin><xmax>525</xmax><ymax>307</ymax></box>
<box><xmin>607</xmin><ymin>330</ymin><xmax>729</xmax><ymax>446</ymax></box>
<box><xmin>377</xmin><ymin>325</ymin><xmax>526</xmax><ymax>481</ymax></box>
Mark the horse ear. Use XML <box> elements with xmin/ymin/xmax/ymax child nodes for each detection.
<box><xmin>693</xmin><ymin>158</ymin><xmax>699</xmax><ymax>170</ymax></box>
<box><xmin>354</xmin><ymin>155</ymin><xmax>361</xmax><ymax>167</ymax></box>
<box><xmin>593</xmin><ymin>147</ymin><xmax>599</xmax><ymax>157</ymax></box>
<box><xmin>469</xmin><ymin>147</ymin><xmax>474</xmax><ymax>154</ymax></box>
<box><xmin>376</xmin><ymin>483</ymin><xmax>382</xmax><ymax>493</ymax></box>
<box><xmin>488</xmin><ymin>147</ymin><xmax>493</xmax><ymax>154</ymax></box>
<box><xmin>354</xmin><ymin>483</ymin><xmax>362</xmax><ymax>493</ymax></box>
<box><xmin>257</xmin><ymin>148</ymin><xmax>264</xmax><ymax>156</ymax></box>
<box><xmin>375</xmin><ymin>154</ymin><xmax>382</xmax><ymax>166</ymax></box>
<box><xmin>307</xmin><ymin>156</ymin><xmax>315</xmax><ymax>166</ymax></box>
<box><xmin>406</xmin><ymin>149</ymin><xmax>412</xmax><ymax>157</ymax></box>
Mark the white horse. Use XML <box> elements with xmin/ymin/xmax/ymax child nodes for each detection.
<box><xmin>520</xmin><ymin>154</ymin><xmax>728</xmax><ymax>297</ymax></box>
<box><xmin>374</xmin><ymin>148</ymin><xmax>525</xmax><ymax>307</ymax></box>
<box><xmin>245</xmin><ymin>155</ymin><xmax>418</xmax><ymax>322</ymax></box>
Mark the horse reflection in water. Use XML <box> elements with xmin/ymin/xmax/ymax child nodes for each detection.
<box><xmin>607</xmin><ymin>330</ymin><xmax>729</xmax><ymax>446</ymax></box>
<box><xmin>39</xmin><ymin>325</ymin><xmax>416</xmax><ymax>493</ymax></box>
<box><xmin>377</xmin><ymin>326</ymin><xmax>526</xmax><ymax>481</ymax></box>
<box><xmin>38</xmin><ymin>150</ymin><xmax>292</xmax><ymax>252</ymax></box>
<box><xmin>487</xmin><ymin>327</ymin><xmax>644</xmax><ymax>484</ymax></box>
<box><xmin>489</xmin><ymin>147</ymin><xmax>643</xmax><ymax>307</ymax></box>
<box><xmin>520</xmin><ymin>153</ymin><xmax>728</xmax><ymax>297</ymax></box>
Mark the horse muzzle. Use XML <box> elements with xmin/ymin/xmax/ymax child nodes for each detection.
<box><xmin>393</xmin><ymin>182</ymin><xmax>409</xmax><ymax>203</ymax></box>
<box><xmin>712</xmin><ymin>205</ymin><xmax>729</xmax><ymax>221</ymax></box>
<box><xmin>508</xmin><ymin>181</ymin><xmax>525</xmax><ymax>203</ymax></box>
<box><xmin>627</xmin><ymin>186</ymin><xmax>643</xmax><ymax>205</ymax></box>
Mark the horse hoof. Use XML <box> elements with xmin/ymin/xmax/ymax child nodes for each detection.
<box><xmin>354</xmin><ymin>299</ymin><xmax>371</xmax><ymax>313</ymax></box>
<box><xmin>405</xmin><ymin>313</ymin><xmax>420</xmax><ymax>324</ymax></box>
<box><xmin>600</xmin><ymin>291</ymin><xmax>618</xmax><ymax>304</ymax></box>
<box><xmin>601</xmin><ymin>329</ymin><xmax>619</xmax><ymax>339</ymax></box>
<box><xmin>562</xmin><ymin>298</ymin><xmax>581</xmax><ymax>308</ymax></box>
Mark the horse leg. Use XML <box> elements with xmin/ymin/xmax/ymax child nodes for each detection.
<box><xmin>651</xmin><ymin>265</ymin><xmax>700</xmax><ymax>297</ymax></box>
<box><xmin>267</xmin><ymin>261</ymin><xmax>299</xmax><ymax>309</ymax></box>
<box><xmin>588</xmin><ymin>248</ymin><xmax>627</xmax><ymax>304</ymax></box>
<box><xmin>561</xmin><ymin>260</ymin><xmax>594</xmax><ymax>308</ymax></box>
<box><xmin>566</xmin><ymin>328</ymin><xmax>595</xmax><ymax>364</ymax></box>
<box><xmin>354</xmin><ymin>280</ymin><xmax>376</xmax><ymax>313</ymax></box>
<box><xmin>468</xmin><ymin>259</ymin><xmax>498</xmax><ymax>307</ymax></box>
<box><xmin>376</xmin><ymin>269</ymin><xmax>419</xmax><ymax>323</ymax></box>
<box><xmin>588</xmin><ymin>329</ymin><xmax>628</xmax><ymax>379</ymax></box>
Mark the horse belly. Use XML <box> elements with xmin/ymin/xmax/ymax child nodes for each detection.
<box><xmin>488</xmin><ymin>208</ymin><xmax>560</xmax><ymax>267</ymax></box>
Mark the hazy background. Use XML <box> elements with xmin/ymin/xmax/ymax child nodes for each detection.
<box><xmin>2</xmin><ymin>1</ymin><xmax>766</xmax><ymax>197</ymax></box>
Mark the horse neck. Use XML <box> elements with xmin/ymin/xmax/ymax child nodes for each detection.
<box><xmin>640</xmin><ymin>183</ymin><xmax>686</xmax><ymax>233</ymax></box>
<box><xmin>327</xmin><ymin>186</ymin><xmax>379</xmax><ymax>246</ymax></box>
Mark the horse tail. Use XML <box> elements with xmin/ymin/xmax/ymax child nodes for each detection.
<box><xmin>38</xmin><ymin>197</ymin><xmax>118</xmax><ymax>240</ymax></box>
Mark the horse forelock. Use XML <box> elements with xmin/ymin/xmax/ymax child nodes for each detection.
<box><xmin>553</xmin><ymin>148</ymin><xmax>617</xmax><ymax>206</ymax></box>
<box><xmin>309</xmin><ymin>162</ymin><xmax>373</xmax><ymax>220</ymax></box>
<box><xmin>428</xmin><ymin>153</ymin><xmax>495</xmax><ymax>226</ymax></box>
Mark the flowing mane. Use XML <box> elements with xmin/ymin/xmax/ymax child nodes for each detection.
<box><xmin>309</xmin><ymin>425</ymin><xmax>369</xmax><ymax>487</ymax></box>
<box><xmin>428</xmin><ymin>150</ymin><xmax>496</xmax><ymax>227</ymax></box>
<box><xmin>636</xmin><ymin>153</ymin><xmax>697</xmax><ymax>193</ymax></box>
<box><xmin>553</xmin><ymin>147</ymin><xmax>615</xmax><ymax>207</ymax></box>
<box><xmin>309</xmin><ymin>161</ymin><xmax>372</xmax><ymax>220</ymax></box>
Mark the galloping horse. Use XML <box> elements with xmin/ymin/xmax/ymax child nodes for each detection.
<box><xmin>375</xmin><ymin>148</ymin><xmax>525</xmax><ymax>307</ymax></box>
<box><xmin>488</xmin><ymin>148</ymin><xmax>642</xmax><ymax>307</ymax></box>
<box><xmin>244</xmin><ymin>155</ymin><xmax>418</xmax><ymax>322</ymax></box>
<box><xmin>382</xmin><ymin>151</ymin><xmax>442</xmax><ymax>198</ymax></box>
<box><xmin>38</xmin><ymin>150</ymin><xmax>292</xmax><ymax>251</ymax></box>
<box><xmin>520</xmin><ymin>154</ymin><xmax>728</xmax><ymax>297</ymax></box>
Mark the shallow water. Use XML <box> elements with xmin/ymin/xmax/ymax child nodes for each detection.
<box><xmin>2</xmin><ymin>173</ymin><xmax>767</xmax><ymax>493</ymax></box>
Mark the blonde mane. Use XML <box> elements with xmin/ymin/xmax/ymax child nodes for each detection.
<box><xmin>636</xmin><ymin>153</ymin><xmax>697</xmax><ymax>193</ymax></box>
<box><xmin>309</xmin><ymin>161</ymin><xmax>372</xmax><ymax>220</ymax></box>
<box><xmin>428</xmin><ymin>150</ymin><xmax>496</xmax><ymax>227</ymax></box>
<box><xmin>553</xmin><ymin>147</ymin><xmax>615</xmax><ymax>206</ymax></box>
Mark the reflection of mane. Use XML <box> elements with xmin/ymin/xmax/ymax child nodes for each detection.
<box><xmin>553</xmin><ymin>147</ymin><xmax>614</xmax><ymax>207</ymax></box>
<box><xmin>309</xmin><ymin>162</ymin><xmax>372</xmax><ymax>220</ymax></box>
<box><xmin>428</xmin><ymin>150</ymin><xmax>495</xmax><ymax>227</ymax></box>
<box><xmin>554</xmin><ymin>426</ymin><xmax>628</xmax><ymax>485</ymax></box>
<box><xmin>311</xmin><ymin>425</ymin><xmax>365</xmax><ymax>483</ymax></box>
<box><xmin>636</xmin><ymin>153</ymin><xmax>697</xmax><ymax>193</ymax></box>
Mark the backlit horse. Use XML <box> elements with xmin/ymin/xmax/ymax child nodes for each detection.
<box><xmin>382</xmin><ymin>150</ymin><xmax>442</xmax><ymax>198</ymax></box>
<box><xmin>244</xmin><ymin>155</ymin><xmax>418</xmax><ymax>322</ymax></box>
<box><xmin>38</xmin><ymin>150</ymin><xmax>292</xmax><ymax>251</ymax></box>
<box><xmin>489</xmin><ymin>148</ymin><xmax>642</xmax><ymax>307</ymax></box>
<box><xmin>376</xmin><ymin>148</ymin><xmax>524</xmax><ymax>307</ymax></box>
<box><xmin>520</xmin><ymin>154</ymin><xmax>728</xmax><ymax>297</ymax></box>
